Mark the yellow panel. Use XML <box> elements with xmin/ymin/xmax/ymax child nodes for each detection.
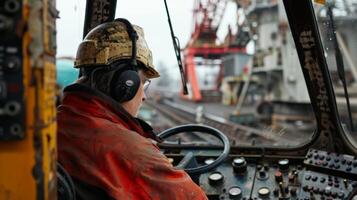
<box><xmin>0</xmin><ymin>23</ymin><xmax>36</xmax><ymax>200</ymax></box>
<box><xmin>0</xmin><ymin>0</ymin><xmax>57</xmax><ymax>199</ymax></box>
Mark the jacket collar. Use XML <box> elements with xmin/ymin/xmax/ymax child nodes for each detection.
<box><xmin>62</xmin><ymin>83</ymin><xmax>161</xmax><ymax>141</ymax></box>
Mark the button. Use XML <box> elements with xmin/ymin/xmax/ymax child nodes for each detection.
<box><xmin>338</xmin><ymin>192</ymin><xmax>345</xmax><ymax>198</ymax></box>
<box><xmin>320</xmin><ymin>177</ymin><xmax>326</xmax><ymax>183</ymax></box>
<box><xmin>305</xmin><ymin>175</ymin><xmax>311</xmax><ymax>181</ymax></box>
<box><xmin>312</xmin><ymin>176</ymin><xmax>318</xmax><ymax>182</ymax></box>
<box><xmin>284</xmin><ymin>186</ymin><xmax>289</xmax><ymax>194</ymax></box>
<box><xmin>288</xmin><ymin>174</ymin><xmax>295</xmax><ymax>182</ymax></box>
<box><xmin>352</xmin><ymin>182</ymin><xmax>357</xmax><ymax>188</ymax></box>
<box><xmin>257</xmin><ymin>164</ymin><xmax>263</xmax><ymax>170</ymax></box>
<box><xmin>334</xmin><ymin>177</ymin><xmax>339</xmax><ymax>182</ymax></box>
<box><xmin>331</xmin><ymin>191</ymin><xmax>337</xmax><ymax>198</ymax></box>
<box><xmin>313</xmin><ymin>187</ymin><xmax>319</xmax><ymax>193</ymax></box>
<box><xmin>353</xmin><ymin>162</ymin><xmax>357</xmax><ymax>167</ymax></box>
<box><xmin>326</xmin><ymin>156</ymin><xmax>331</xmax><ymax>161</ymax></box>
<box><xmin>303</xmin><ymin>185</ymin><xmax>308</xmax><ymax>191</ymax></box>
<box><xmin>263</xmin><ymin>164</ymin><xmax>269</xmax><ymax>171</ymax></box>
<box><xmin>258</xmin><ymin>170</ymin><xmax>267</xmax><ymax>179</ymax></box>
<box><xmin>273</xmin><ymin>188</ymin><xmax>279</xmax><ymax>196</ymax></box>
<box><xmin>334</xmin><ymin>158</ymin><xmax>340</xmax><ymax>163</ymax></box>
<box><xmin>347</xmin><ymin>160</ymin><xmax>352</xmax><ymax>165</ymax></box>
<box><xmin>324</xmin><ymin>187</ymin><xmax>331</xmax><ymax>195</ymax></box>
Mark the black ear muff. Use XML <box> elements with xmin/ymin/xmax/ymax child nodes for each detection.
<box><xmin>111</xmin><ymin>70</ymin><xmax>141</xmax><ymax>102</ymax></box>
<box><xmin>109</xmin><ymin>18</ymin><xmax>141</xmax><ymax>103</ymax></box>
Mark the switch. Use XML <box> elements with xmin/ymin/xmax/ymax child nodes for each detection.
<box><xmin>343</xmin><ymin>179</ymin><xmax>348</xmax><ymax>188</ymax></box>
<box><xmin>232</xmin><ymin>157</ymin><xmax>247</xmax><ymax>174</ymax></box>
<box><xmin>0</xmin><ymin>15</ymin><xmax>12</xmax><ymax>32</ymax></box>
<box><xmin>0</xmin><ymin>81</ymin><xmax>6</xmax><ymax>99</ymax></box>
<box><xmin>279</xmin><ymin>182</ymin><xmax>286</xmax><ymax>198</ymax></box>
<box><xmin>278</xmin><ymin>159</ymin><xmax>289</xmax><ymax>171</ymax></box>
<box><xmin>275</xmin><ymin>171</ymin><xmax>283</xmax><ymax>182</ymax></box>
<box><xmin>4</xmin><ymin>56</ymin><xmax>20</xmax><ymax>72</ymax></box>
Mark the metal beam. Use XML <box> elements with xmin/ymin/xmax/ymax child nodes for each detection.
<box><xmin>83</xmin><ymin>0</ymin><xmax>117</xmax><ymax>38</ymax></box>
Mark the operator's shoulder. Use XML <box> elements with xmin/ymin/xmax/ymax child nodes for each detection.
<box><xmin>93</xmin><ymin>121</ymin><xmax>160</xmax><ymax>151</ymax></box>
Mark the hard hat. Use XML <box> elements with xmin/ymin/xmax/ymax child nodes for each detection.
<box><xmin>74</xmin><ymin>21</ymin><xmax>160</xmax><ymax>78</ymax></box>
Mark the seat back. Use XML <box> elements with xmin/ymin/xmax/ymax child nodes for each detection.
<box><xmin>57</xmin><ymin>163</ymin><xmax>76</xmax><ymax>200</ymax></box>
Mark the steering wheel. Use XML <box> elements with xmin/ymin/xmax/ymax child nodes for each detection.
<box><xmin>158</xmin><ymin>124</ymin><xmax>230</xmax><ymax>175</ymax></box>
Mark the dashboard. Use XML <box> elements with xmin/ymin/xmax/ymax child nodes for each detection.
<box><xmin>164</xmin><ymin>148</ymin><xmax>357</xmax><ymax>199</ymax></box>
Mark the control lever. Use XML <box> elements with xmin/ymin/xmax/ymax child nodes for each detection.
<box><xmin>279</xmin><ymin>182</ymin><xmax>285</xmax><ymax>197</ymax></box>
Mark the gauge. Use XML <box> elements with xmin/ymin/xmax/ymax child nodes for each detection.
<box><xmin>228</xmin><ymin>186</ymin><xmax>242</xmax><ymax>199</ymax></box>
<box><xmin>258</xmin><ymin>187</ymin><xmax>270</xmax><ymax>197</ymax></box>
<box><xmin>208</xmin><ymin>172</ymin><xmax>224</xmax><ymax>185</ymax></box>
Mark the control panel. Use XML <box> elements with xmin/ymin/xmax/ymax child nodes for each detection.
<box><xmin>165</xmin><ymin>149</ymin><xmax>357</xmax><ymax>200</ymax></box>
<box><xmin>304</xmin><ymin>149</ymin><xmax>357</xmax><ymax>180</ymax></box>
<box><xmin>0</xmin><ymin>0</ymin><xmax>25</xmax><ymax>140</ymax></box>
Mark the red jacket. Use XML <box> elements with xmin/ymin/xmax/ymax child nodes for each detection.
<box><xmin>58</xmin><ymin>84</ymin><xmax>207</xmax><ymax>200</ymax></box>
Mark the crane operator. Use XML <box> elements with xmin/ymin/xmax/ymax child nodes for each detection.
<box><xmin>57</xmin><ymin>18</ymin><xmax>208</xmax><ymax>200</ymax></box>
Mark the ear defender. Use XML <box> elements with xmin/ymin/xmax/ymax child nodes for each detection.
<box><xmin>108</xmin><ymin>18</ymin><xmax>141</xmax><ymax>103</ymax></box>
<box><xmin>111</xmin><ymin>70</ymin><xmax>141</xmax><ymax>102</ymax></box>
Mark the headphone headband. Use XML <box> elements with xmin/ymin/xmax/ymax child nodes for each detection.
<box><xmin>114</xmin><ymin>18</ymin><xmax>138</xmax><ymax>67</ymax></box>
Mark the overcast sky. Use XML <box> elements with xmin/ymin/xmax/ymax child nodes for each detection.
<box><xmin>56</xmin><ymin>0</ymin><xmax>237</xmax><ymax>77</ymax></box>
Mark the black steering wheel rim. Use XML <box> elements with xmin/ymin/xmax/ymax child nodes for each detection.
<box><xmin>158</xmin><ymin>124</ymin><xmax>230</xmax><ymax>175</ymax></box>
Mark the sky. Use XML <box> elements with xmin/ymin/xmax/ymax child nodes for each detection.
<box><xmin>56</xmin><ymin>0</ymin><xmax>237</xmax><ymax>78</ymax></box>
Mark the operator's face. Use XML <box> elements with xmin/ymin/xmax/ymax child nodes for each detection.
<box><xmin>121</xmin><ymin>70</ymin><xmax>150</xmax><ymax>117</ymax></box>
